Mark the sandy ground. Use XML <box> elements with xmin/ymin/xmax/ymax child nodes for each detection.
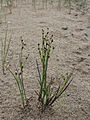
<box><xmin>0</xmin><ymin>0</ymin><xmax>90</xmax><ymax>120</ymax></box>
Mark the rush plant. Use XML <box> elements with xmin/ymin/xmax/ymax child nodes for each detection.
<box><xmin>76</xmin><ymin>0</ymin><xmax>87</xmax><ymax>10</ymax></box>
<box><xmin>36</xmin><ymin>29</ymin><xmax>73</xmax><ymax>112</ymax></box>
<box><xmin>1</xmin><ymin>25</ymin><xmax>11</xmax><ymax>75</ymax></box>
<box><xmin>6</xmin><ymin>39</ymin><xmax>29</xmax><ymax>107</ymax></box>
<box><xmin>64</xmin><ymin>0</ymin><xmax>71</xmax><ymax>12</ymax></box>
<box><xmin>6</xmin><ymin>0</ymin><xmax>12</xmax><ymax>13</ymax></box>
<box><xmin>0</xmin><ymin>0</ymin><xmax>12</xmax><ymax>13</ymax></box>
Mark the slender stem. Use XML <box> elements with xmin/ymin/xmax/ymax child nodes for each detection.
<box><xmin>36</xmin><ymin>59</ymin><xmax>41</xmax><ymax>85</ymax></box>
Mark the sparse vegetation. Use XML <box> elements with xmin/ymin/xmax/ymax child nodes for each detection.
<box><xmin>0</xmin><ymin>0</ymin><xmax>89</xmax><ymax>119</ymax></box>
<box><xmin>1</xmin><ymin>25</ymin><xmax>11</xmax><ymax>74</ymax></box>
<box><xmin>0</xmin><ymin>0</ymin><xmax>13</xmax><ymax>13</ymax></box>
<box><xmin>31</xmin><ymin>0</ymin><xmax>87</xmax><ymax>11</ymax></box>
<box><xmin>6</xmin><ymin>39</ymin><xmax>29</xmax><ymax>107</ymax></box>
<box><xmin>36</xmin><ymin>29</ymin><xmax>73</xmax><ymax>112</ymax></box>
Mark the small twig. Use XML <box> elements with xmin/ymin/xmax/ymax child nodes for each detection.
<box><xmin>35</xmin><ymin>90</ymin><xmax>39</xmax><ymax>96</ymax></box>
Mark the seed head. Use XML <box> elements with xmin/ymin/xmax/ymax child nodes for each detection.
<box><xmin>26</xmin><ymin>57</ymin><xmax>28</xmax><ymax>60</ymax></box>
<box><xmin>19</xmin><ymin>72</ymin><xmax>21</xmax><ymax>75</ymax></box>
<box><xmin>42</xmin><ymin>29</ymin><xmax>44</xmax><ymax>34</ymax></box>
<box><xmin>22</xmin><ymin>46</ymin><xmax>24</xmax><ymax>50</ymax></box>
<box><xmin>22</xmin><ymin>65</ymin><xmax>23</xmax><ymax>69</ymax></box>
<box><xmin>51</xmin><ymin>35</ymin><xmax>53</xmax><ymax>37</ymax></box>
<box><xmin>51</xmin><ymin>39</ymin><xmax>53</xmax><ymax>43</ymax></box>
<box><xmin>47</xmin><ymin>32</ymin><xmax>49</xmax><ymax>35</ymax></box>
<box><xmin>52</xmin><ymin>46</ymin><xmax>55</xmax><ymax>49</ymax></box>
<box><xmin>48</xmin><ymin>55</ymin><xmax>50</xmax><ymax>58</ymax></box>
<box><xmin>46</xmin><ymin>42</ymin><xmax>48</xmax><ymax>46</ymax></box>
<box><xmin>15</xmin><ymin>71</ymin><xmax>17</xmax><ymax>75</ymax></box>
<box><xmin>42</xmin><ymin>29</ymin><xmax>44</xmax><ymax>32</ymax></box>
<box><xmin>24</xmin><ymin>43</ymin><xmax>26</xmax><ymax>46</ymax></box>
<box><xmin>38</xmin><ymin>43</ymin><xmax>40</xmax><ymax>46</ymax></box>
<box><xmin>21</xmin><ymin>39</ymin><xmax>23</xmax><ymax>43</ymax></box>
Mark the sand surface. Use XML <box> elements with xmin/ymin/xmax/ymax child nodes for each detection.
<box><xmin>0</xmin><ymin>0</ymin><xmax>90</xmax><ymax>120</ymax></box>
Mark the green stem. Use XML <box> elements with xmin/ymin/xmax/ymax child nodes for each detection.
<box><xmin>6</xmin><ymin>67</ymin><xmax>25</xmax><ymax>107</ymax></box>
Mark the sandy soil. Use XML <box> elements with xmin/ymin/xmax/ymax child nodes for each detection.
<box><xmin>0</xmin><ymin>0</ymin><xmax>90</xmax><ymax>120</ymax></box>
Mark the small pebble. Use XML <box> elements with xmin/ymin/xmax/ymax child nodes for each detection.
<box><xmin>31</xmin><ymin>118</ymin><xmax>35</xmax><ymax>120</ymax></box>
<box><xmin>79</xmin><ymin>28</ymin><xmax>84</xmax><ymax>31</ymax></box>
<box><xmin>56</xmin><ymin>59</ymin><xmax>59</xmax><ymax>61</ymax></box>
<box><xmin>75</xmin><ymin>14</ymin><xmax>78</xmax><ymax>16</ymax></box>
<box><xmin>71</xmin><ymin>33</ymin><xmax>74</xmax><ymax>36</ymax></box>
<box><xmin>67</xmin><ymin>93</ymin><xmax>71</xmax><ymax>96</ymax></box>
<box><xmin>62</xmin><ymin>27</ymin><xmax>68</xmax><ymax>30</ymax></box>
<box><xmin>88</xmin><ymin>29</ymin><xmax>90</xmax><ymax>32</ymax></box>
<box><xmin>64</xmin><ymin>34</ymin><xmax>70</xmax><ymax>37</ymax></box>
<box><xmin>84</xmin><ymin>33</ymin><xmax>88</xmax><ymax>37</ymax></box>
<box><xmin>8</xmin><ymin>54</ymin><xmax>13</xmax><ymax>56</ymax></box>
